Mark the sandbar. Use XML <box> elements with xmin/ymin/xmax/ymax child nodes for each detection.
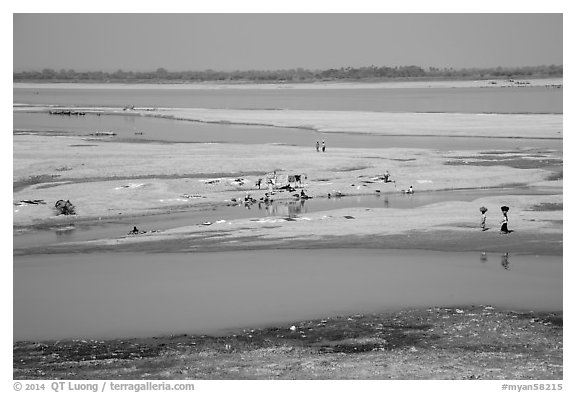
<box><xmin>13</xmin><ymin>126</ymin><xmax>562</xmax><ymax>256</ymax></box>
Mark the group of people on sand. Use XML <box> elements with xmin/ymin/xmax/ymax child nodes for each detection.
<box><xmin>127</xmin><ymin>174</ymin><xmax>514</xmax><ymax>239</ymax></box>
<box><xmin>315</xmin><ymin>140</ymin><xmax>326</xmax><ymax>152</ymax></box>
<box><xmin>480</xmin><ymin>206</ymin><xmax>512</xmax><ymax>234</ymax></box>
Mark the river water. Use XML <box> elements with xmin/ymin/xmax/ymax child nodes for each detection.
<box><xmin>13</xmin><ymin>249</ymin><xmax>562</xmax><ymax>341</ymax></box>
<box><xmin>13</xmin><ymin>112</ymin><xmax>563</xmax><ymax>151</ymax></box>
<box><xmin>14</xmin><ymin>84</ymin><xmax>562</xmax><ymax>114</ymax></box>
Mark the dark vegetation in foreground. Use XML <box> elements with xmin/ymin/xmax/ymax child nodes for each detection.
<box><xmin>14</xmin><ymin>306</ymin><xmax>562</xmax><ymax>380</ymax></box>
<box><xmin>14</xmin><ymin>64</ymin><xmax>562</xmax><ymax>84</ymax></box>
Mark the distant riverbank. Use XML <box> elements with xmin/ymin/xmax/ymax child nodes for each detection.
<box><xmin>13</xmin><ymin>77</ymin><xmax>563</xmax><ymax>90</ymax></box>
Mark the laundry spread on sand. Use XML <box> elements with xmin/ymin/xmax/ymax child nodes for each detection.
<box><xmin>115</xmin><ymin>183</ymin><xmax>146</xmax><ymax>190</ymax></box>
<box><xmin>203</xmin><ymin>179</ymin><xmax>221</xmax><ymax>184</ymax></box>
<box><xmin>183</xmin><ymin>194</ymin><xmax>206</xmax><ymax>199</ymax></box>
<box><xmin>251</xmin><ymin>217</ymin><xmax>287</xmax><ymax>224</ymax></box>
<box><xmin>54</xmin><ymin>199</ymin><xmax>76</xmax><ymax>215</ymax></box>
<box><xmin>14</xmin><ymin>199</ymin><xmax>46</xmax><ymax>206</ymax></box>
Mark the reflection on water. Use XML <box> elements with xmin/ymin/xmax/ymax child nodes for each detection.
<box><xmin>501</xmin><ymin>252</ymin><xmax>511</xmax><ymax>270</ymax></box>
<box><xmin>288</xmin><ymin>200</ymin><xmax>307</xmax><ymax>217</ymax></box>
<box><xmin>53</xmin><ymin>224</ymin><xmax>75</xmax><ymax>232</ymax></box>
<box><xmin>251</xmin><ymin>199</ymin><xmax>307</xmax><ymax>218</ymax></box>
<box><xmin>479</xmin><ymin>251</ymin><xmax>512</xmax><ymax>270</ymax></box>
<box><xmin>13</xmin><ymin>249</ymin><xmax>562</xmax><ymax>341</ymax></box>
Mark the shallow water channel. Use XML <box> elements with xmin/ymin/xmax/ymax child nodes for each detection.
<box><xmin>14</xmin><ymin>112</ymin><xmax>563</xmax><ymax>151</ymax></box>
<box><xmin>13</xmin><ymin>187</ymin><xmax>557</xmax><ymax>250</ymax></box>
<box><xmin>13</xmin><ymin>248</ymin><xmax>562</xmax><ymax>341</ymax></box>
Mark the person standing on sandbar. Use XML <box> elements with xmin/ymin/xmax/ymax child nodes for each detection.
<box><xmin>500</xmin><ymin>206</ymin><xmax>511</xmax><ymax>234</ymax></box>
<box><xmin>480</xmin><ymin>206</ymin><xmax>488</xmax><ymax>231</ymax></box>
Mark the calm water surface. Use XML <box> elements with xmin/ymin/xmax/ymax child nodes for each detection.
<box><xmin>13</xmin><ymin>112</ymin><xmax>563</xmax><ymax>151</ymax></box>
<box><xmin>14</xmin><ymin>86</ymin><xmax>562</xmax><ymax>114</ymax></box>
<box><xmin>13</xmin><ymin>249</ymin><xmax>562</xmax><ymax>341</ymax></box>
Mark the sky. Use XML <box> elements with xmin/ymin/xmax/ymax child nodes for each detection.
<box><xmin>13</xmin><ymin>13</ymin><xmax>563</xmax><ymax>72</ymax></box>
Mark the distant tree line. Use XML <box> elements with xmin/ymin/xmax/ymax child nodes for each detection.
<box><xmin>13</xmin><ymin>64</ymin><xmax>562</xmax><ymax>83</ymax></box>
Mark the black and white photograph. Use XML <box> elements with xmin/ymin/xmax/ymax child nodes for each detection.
<box><xmin>11</xmin><ymin>7</ymin><xmax>565</xmax><ymax>388</ymax></box>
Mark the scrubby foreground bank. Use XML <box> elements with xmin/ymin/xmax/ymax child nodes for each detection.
<box><xmin>13</xmin><ymin>305</ymin><xmax>562</xmax><ymax>380</ymax></box>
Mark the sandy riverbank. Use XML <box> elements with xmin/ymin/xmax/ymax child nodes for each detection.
<box><xmin>145</xmin><ymin>108</ymin><xmax>563</xmax><ymax>139</ymax></box>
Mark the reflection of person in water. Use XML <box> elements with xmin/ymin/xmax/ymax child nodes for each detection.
<box><xmin>501</xmin><ymin>252</ymin><xmax>510</xmax><ymax>270</ymax></box>
<box><xmin>480</xmin><ymin>252</ymin><xmax>487</xmax><ymax>263</ymax></box>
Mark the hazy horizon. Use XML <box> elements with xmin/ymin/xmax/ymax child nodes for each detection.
<box><xmin>13</xmin><ymin>14</ymin><xmax>562</xmax><ymax>73</ymax></box>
